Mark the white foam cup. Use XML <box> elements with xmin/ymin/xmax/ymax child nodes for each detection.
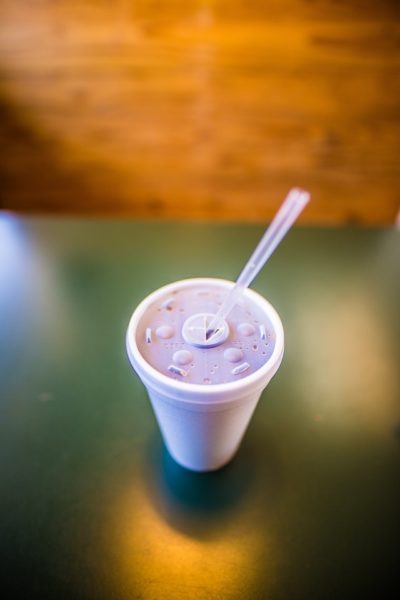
<box><xmin>126</xmin><ymin>278</ymin><xmax>284</xmax><ymax>472</ymax></box>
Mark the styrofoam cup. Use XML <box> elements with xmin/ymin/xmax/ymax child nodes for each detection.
<box><xmin>126</xmin><ymin>278</ymin><xmax>284</xmax><ymax>472</ymax></box>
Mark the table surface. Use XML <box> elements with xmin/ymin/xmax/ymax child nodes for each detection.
<box><xmin>0</xmin><ymin>216</ymin><xmax>399</xmax><ymax>599</ymax></box>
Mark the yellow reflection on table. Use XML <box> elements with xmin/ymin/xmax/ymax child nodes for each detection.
<box><xmin>106</xmin><ymin>451</ymin><xmax>279</xmax><ymax>600</ymax></box>
<box><xmin>294</xmin><ymin>287</ymin><xmax>398</xmax><ymax>434</ymax></box>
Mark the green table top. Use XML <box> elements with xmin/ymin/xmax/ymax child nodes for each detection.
<box><xmin>0</xmin><ymin>216</ymin><xmax>399</xmax><ymax>599</ymax></box>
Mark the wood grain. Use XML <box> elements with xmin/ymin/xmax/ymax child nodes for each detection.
<box><xmin>0</xmin><ymin>0</ymin><xmax>399</xmax><ymax>223</ymax></box>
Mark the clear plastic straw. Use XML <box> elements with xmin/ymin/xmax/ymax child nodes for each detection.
<box><xmin>206</xmin><ymin>188</ymin><xmax>310</xmax><ymax>339</ymax></box>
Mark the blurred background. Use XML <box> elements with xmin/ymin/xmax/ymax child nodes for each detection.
<box><xmin>0</xmin><ymin>0</ymin><xmax>399</xmax><ymax>224</ymax></box>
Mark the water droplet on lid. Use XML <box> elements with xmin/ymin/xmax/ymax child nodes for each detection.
<box><xmin>156</xmin><ymin>325</ymin><xmax>174</xmax><ymax>339</ymax></box>
<box><xmin>173</xmin><ymin>350</ymin><xmax>193</xmax><ymax>366</ymax></box>
<box><xmin>237</xmin><ymin>323</ymin><xmax>256</xmax><ymax>336</ymax></box>
<box><xmin>223</xmin><ymin>347</ymin><xmax>244</xmax><ymax>363</ymax></box>
<box><xmin>161</xmin><ymin>297</ymin><xmax>174</xmax><ymax>310</ymax></box>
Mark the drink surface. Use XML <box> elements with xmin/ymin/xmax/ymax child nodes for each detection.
<box><xmin>136</xmin><ymin>283</ymin><xmax>276</xmax><ymax>385</ymax></box>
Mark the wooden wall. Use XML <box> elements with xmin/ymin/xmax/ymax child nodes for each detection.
<box><xmin>0</xmin><ymin>0</ymin><xmax>399</xmax><ymax>224</ymax></box>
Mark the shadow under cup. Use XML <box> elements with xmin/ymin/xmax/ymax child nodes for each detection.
<box><xmin>126</xmin><ymin>278</ymin><xmax>284</xmax><ymax>472</ymax></box>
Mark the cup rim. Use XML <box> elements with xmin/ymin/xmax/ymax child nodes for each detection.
<box><xmin>126</xmin><ymin>278</ymin><xmax>284</xmax><ymax>405</ymax></box>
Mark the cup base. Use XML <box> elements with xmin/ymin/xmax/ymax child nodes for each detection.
<box><xmin>164</xmin><ymin>441</ymin><xmax>240</xmax><ymax>472</ymax></box>
<box><xmin>147</xmin><ymin>387</ymin><xmax>261</xmax><ymax>472</ymax></box>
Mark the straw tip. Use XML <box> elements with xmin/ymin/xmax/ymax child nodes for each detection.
<box><xmin>300</xmin><ymin>189</ymin><xmax>311</xmax><ymax>203</ymax></box>
<box><xmin>291</xmin><ymin>188</ymin><xmax>310</xmax><ymax>206</ymax></box>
